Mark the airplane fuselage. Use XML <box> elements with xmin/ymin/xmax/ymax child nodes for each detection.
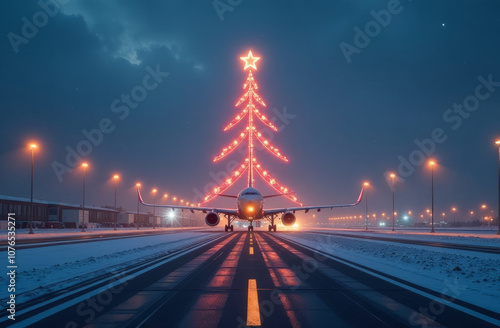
<box><xmin>237</xmin><ymin>187</ymin><xmax>264</xmax><ymax>221</ymax></box>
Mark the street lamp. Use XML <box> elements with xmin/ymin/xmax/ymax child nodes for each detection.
<box><xmin>452</xmin><ymin>207</ymin><xmax>457</xmax><ymax>225</ymax></box>
<box><xmin>152</xmin><ymin>188</ymin><xmax>157</xmax><ymax>229</ymax></box>
<box><xmin>363</xmin><ymin>182</ymin><xmax>370</xmax><ymax>230</ymax></box>
<box><xmin>113</xmin><ymin>174</ymin><xmax>119</xmax><ymax>231</ymax></box>
<box><xmin>81</xmin><ymin>162</ymin><xmax>88</xmax><ymax>232</ymax></box>
<box><xmin>429</xmin><ymin>160</ymin><xmax>436</xmax><ymax>233</ymax></box>
<box><xmin>481</xmin><ymin>204</ymin><xmax>487</xmax><ymax>227</ymax></box>
<box><xmin>28</xmin><ymin>144</ymin><xmax>37</xmax><ymax>234</ymax></box>
<box><xmin>390</xmin><ymin>173</ymin><xmax>396</xmax><ymax>231</ymax></box>
<box><xmin>163</xmin><ymin>193</ymin><xmax>169</xmax><ymax>203</ymax></box>
<box><xmin>136</xmin><ymin>183</ymin><xmax>141</xmax><ymax>229</ymax></box>
<box><xmin>496</xmin><ymin>140</ymin><xmax>500</xmax><ymax>234</ymax></box>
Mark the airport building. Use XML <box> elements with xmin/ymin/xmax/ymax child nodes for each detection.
<box><xmin>0</xmin><ymin>195</ymin><xmax>161</xmax><ymax>229</ymax></box>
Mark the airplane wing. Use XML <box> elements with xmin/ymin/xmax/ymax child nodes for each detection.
<box><xmin>263</xmin><ymin>188</ymin><xmax>364</xmax><ymax>216</ymax></box>
<box><xmin>137</xmin><ymin>188</ymin><xmax>238</xmax><ymax>216</ymax></box>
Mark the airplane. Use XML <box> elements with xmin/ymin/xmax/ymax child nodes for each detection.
<box><xmin>137</xmin><ymin>186</ymin><xmax>364</xmax><ymax>232</ymax></box>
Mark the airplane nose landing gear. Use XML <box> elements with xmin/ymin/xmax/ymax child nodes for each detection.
<box><xmin>248</xmin><ymin>223</ymin><xmax>254</xmax><ymax>231</ymax></box>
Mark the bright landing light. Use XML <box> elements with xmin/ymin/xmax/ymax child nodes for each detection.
<box><xmin>168</xmin><ymin>210</ymin><xmax>176</xmax><ymax>220</ymax></box>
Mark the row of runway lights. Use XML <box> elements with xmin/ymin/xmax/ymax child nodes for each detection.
<box><xmin>361</xmin><ymin>151</ymin><xmax>500</xmax><ymax>232</ymax></box>
<box><xmin>21</xmin><ymin>140</ymin><xmax>500</xmax><ymax>234</ymax></box>
<box><xmin>24</xmin><ymin>144</ymin><xmax>195</xmax><ymax>234</ymax></box>
<box><xmin>330</xmin><ymin>205</ymin><xmax>496</xmax><ymax>222</ymax></box>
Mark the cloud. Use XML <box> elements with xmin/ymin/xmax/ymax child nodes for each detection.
<box><xmin>60</xmin><ymin>0</ymin><xmax>186</xmax><ymax>65</ymax></box>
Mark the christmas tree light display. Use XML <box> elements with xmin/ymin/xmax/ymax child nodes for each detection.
<box><xmin>201</xmin><ymin>50</ymin><xmax>301</xmax><ymax>205</ymax></box>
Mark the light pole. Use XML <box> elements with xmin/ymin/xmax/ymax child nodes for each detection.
<box><xmin>81</xmin><ymin>163</ymin><xmax>88</xmax><ymax>232</ymax></box>
<box><xmin>152</xmin><ymin>188</ymin><xmax>157</xmax><ymax>229</ymax></box>
<box><xmin>495</xmin><ymin>140</ymin><xmax>500</xmax><ymax>234</ymax></box>
<box><xmin>113</xmin><ymin>174</ymin><xmax>119</xmax><ymax>231</ymax></box>
<box><xmin>136</xmin><ymin>183</ymin><xmax>141</xmax><ymax>230</ymax></box>
<box><xmin>452</xmin><ymin>207</ymin><xmax>457</xmax><ymax>226</ymax></box>
<box><xmin>390</xmin><ymin>173</ymin><xmax>396</xmax><ymax>231</ymax></box>
<box><xmin>28</xmin><ymin>144</ymin><xmax>37</xmax><ymax>234</ymax></box>
<box><xmin>481</xmin><ymin>204</ymin><xmax>487</xmax><ymax>227</ymax></box>
<box><xmin>363</xmin><ymin>182</ymin><xmax>370</xmax><ymax>230</ymax></box>
<box><xmin>429</xmin><ymin>160</ymin><xmax>436</xmax><ymax>233</ymax></box>
<box><xmin>163</xmin><ymin>194</ymin><xmax>169</xmax><ymax>227</ymax></box>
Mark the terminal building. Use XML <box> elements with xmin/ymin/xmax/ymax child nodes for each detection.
<box><xmin>0</xmin><ymin>195</ymin><xmax>182</xmax><ymax>229</ymax></box>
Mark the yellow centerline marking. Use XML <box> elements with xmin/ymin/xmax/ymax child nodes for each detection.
<box><xmin>249</xmin><ymin>246</ymin><xmax>254</xmax><ymax>255</ymax></box>
<box><xmin>247</xmin><ymin>279</ymin><xmax>261</xmax><ymax>326</ymax></box>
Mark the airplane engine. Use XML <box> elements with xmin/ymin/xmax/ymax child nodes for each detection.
<box><xmin>205</xmin><ymin>212</ymin><xmax>220</xmax><ymax>226</ymax></box>
<box><xmin>281</xmin><ymin>212</ymin><xmax>296</xmax><ymax>226</ymax></box>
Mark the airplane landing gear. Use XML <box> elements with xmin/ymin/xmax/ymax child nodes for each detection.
<box><xmin>267</xmin><ymin>215</ymin><xmax>277</xmax><ymax>232</ymax></box>
<box><xmin>248</xmin><ymin>225</ymin><xmax>254</xmax><ymax>232</ymax></box>
<box><xmin>224</xmin><ymin>215</ymin><xmax>235</xmax><ymax>232</ymax></box>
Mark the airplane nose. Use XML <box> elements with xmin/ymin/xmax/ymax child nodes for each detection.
<box><xmin>244</xmin><ymin>201</ymin><xmax>260</xmax><ymax>216</ymax></box>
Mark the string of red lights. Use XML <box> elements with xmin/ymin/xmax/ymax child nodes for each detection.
<box><xmin>200</xmin><ymin>50</ymin><xmax>300</xmax><ymax>206</ymax></box>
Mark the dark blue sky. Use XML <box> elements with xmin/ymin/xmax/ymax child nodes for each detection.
<box><xmin>1</xmin><ymin>0</ymin><xmax>499</xmax><ymax>221</ymax></box>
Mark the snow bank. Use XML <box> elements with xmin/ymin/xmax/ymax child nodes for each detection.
<box><xmin>280</xmin><ymin>232</ymin><xmax>500</xmax><ymax>314</ymax></box>
<box><xmin>0</xmin><ymin>227</ymin><xmax>207</xmax><ymax>241</ymax></box>
<box><xmin>311</xmin><ymin>227</ymin><xmax>500</xmax><ymax>247</ymax></box>
<box><xmin>1</xmin><ymin>231</ymin><xmax>221</xmax><ymax>304</ymax></box>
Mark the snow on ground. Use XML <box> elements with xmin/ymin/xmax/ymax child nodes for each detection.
<box><xmin>0</xmin><ymin>227</ymin><xmax>207</xmax><ymax>241</ymax></box>
<box><xmin>308</xmin><ymin>227</ymin><xmax>500</xmax><ymax>247</ymax></box>
<box><xmin>1</xmin><ymin>231</ymin><xmax>222</xmax><ymax>304</ymax></box>
<box><xmin>280</xmin><ymin>231</ymin><xmax>500</xmax><ymax>314</ymax></box>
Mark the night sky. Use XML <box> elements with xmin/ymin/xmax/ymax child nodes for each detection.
<box><xmin>1</xmin><ymin>0</ymin><xmax>499</xmax><ymax>221</ymax></box>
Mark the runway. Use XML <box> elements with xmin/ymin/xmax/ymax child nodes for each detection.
<box><xmin>7</xmin><ymin>231</ymin><xmax>499</xmax><ymax>328</ymax></box>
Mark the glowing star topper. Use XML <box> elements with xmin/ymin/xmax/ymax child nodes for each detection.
<box><xmin>240</xmin><ymin>50</ymin><xmax>260</xmax><ymax>70</ymax></box>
